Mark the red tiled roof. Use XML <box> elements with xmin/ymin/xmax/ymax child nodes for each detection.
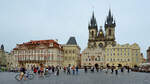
<box><xmin>13</xmin><ymin>40</ymin><xmax>63</xmax><ymax>50</ymax></box>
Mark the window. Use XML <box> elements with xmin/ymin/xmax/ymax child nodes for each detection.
<box><xmin>107</xmin><ymin>49</ymin><xmax>109</xmax><ymax>51</ymax></box>
<box><xmin>109</xmin><ymin>29</ymin><xmax>111</xmax><ymax>36</ymax></box>
<box><xmin>102</xmin><ymin>58</ymin><xmax>104</xmax><ymax>61</ymax></box>
<box><xmin>49</xmin><ymin>43</ymin><xmax>53</xmax><ymax>47</ymax></box>
<box><xmin>73</xmin><ymin>50</ymin><xmax>75</xmax><ymax>53</ymax></box>
<box><xmin>136</xmin><ymin>58</ymin><xmax>138</xmax><ymax>62</ymax></box>
<box><xmin>98</xmin><ymin>56</ymin><xmax>100</xmax><ymax>61</ymax></box>
<box><xmin>65</xmin><ymin>50</ymin><xmax>67</xmax><ymax>54</ymax></box>
<box><xmin>117</xmin><ymin>48</ymin><xmax>119</xmax><ymax>51</ymax></box>
<box><xmin>91</xmin><ymin>31</ymin><xmax>94</xmax><ymax>37</ymax></box>
<box><xmin>113</xmin><ymin>48</ymin><xmax>115</xmax><ymax>51</ymax></box>
<box><xmin>95</xmin><ymin>58</ymin><xmax>97</xmax><ymax>61</ymax></box>
<box><xmin>128</xmin><ymin>49</ymin><xmax>129</xmax><ymax>52</ymax></box>
<box><xmin>128</xmin><ymin>59</ymin><xmax>130</xmax><ymax>62</ymax></box>
<box><xmin>69</xmin><ymin>50</ymin><xmax>71</xmax><ymax>53</ymax></box>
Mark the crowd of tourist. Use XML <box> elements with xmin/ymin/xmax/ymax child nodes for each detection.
<box><xmin>17</xmin><ymin>63</ymin><xmax>133</xmax><ymax>80</ymax></box>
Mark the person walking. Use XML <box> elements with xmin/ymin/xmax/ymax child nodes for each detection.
<box><xmin>39</xmin><ymin>64</ymin><xmax>44</xmax><ymax>77</ymax></box>
<box><xmin>111</xmin><ymin>66</ymin><xmax>114</xmax><ymax>74</ymax></box>
<box><xmin>63</xmin><ymin>66</ymin><xmax>66</xmax><ymax>73</ymax></box>
<box><xmin>51</xmin><ymin>65</ymin><xmax>55</xmax><ymax>73</ymax></box>
<box><xmin>100</xmin><ymin>66</ymin><xmax>103</xmax><ymax>72</ymax></box>
<box><xmin>115</xmin><ymin>66</ymin><xmax>118</xmax><ymax>75</ymax></box>
<box><xmin>33</xmin><ymin>66</ymin><xmax>37</xmax><ymax>74</ymax></box>
<box><xmin>84</xmin><ymin>66</ymin><xmax>88</xmax><ymax>73</ymax></box>
<box><xmin>56</xmin><ymin>66</ymin><xmax>59</xmax><ymax>76</ymax></box>
<box><xmin>91</xmin><ymin>66</ymin><xmax>94</xmax><ymax>72</ymax></box>
<box><xmin>67</xmin><ymin>64</ymin><xmax>71</xmax><ymax>75</ymax></box>
<box><xmin>127</xmin><ymin>66</ymin><xmax>130</xmax><ymax>73</ymax></box>
<box><xmin>76</xmin><ymin>65</ymin><xmax>79</xmax><ymax>75</ymax></box>
<box><xmin>71</xmin><ymin>65</ymin><xmax>75</xmax><ymax>75</ymax></box>
<box><xmin>95</xmin><ymin>64</ymin><xmax>99</xmax><ymax>72</ymax></box>
<box><xmin>121</xmin><ymin>67</ymin><xmax>124</xmax><ymax>73</ymax></box>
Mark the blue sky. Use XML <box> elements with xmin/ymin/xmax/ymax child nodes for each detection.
<box><xmin>0</xmin><ymin>0</ymin><xmax>150</xmax><ymax>58</ymax></box>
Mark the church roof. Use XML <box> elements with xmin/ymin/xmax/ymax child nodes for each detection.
<box><xmin>66</xmin><ymin>37</ymin><xmax>77</xmax><ymax>45</ymax></box>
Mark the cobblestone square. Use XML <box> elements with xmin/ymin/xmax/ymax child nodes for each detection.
<box><xmin>0</xmin><ymin>70</ymin><xmax>150</xmax><ymax>84</ymax></box>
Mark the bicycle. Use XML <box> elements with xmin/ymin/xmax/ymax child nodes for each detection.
<box><xmin>15</xmin><ymin>71</ymin><xmax>34</xmax><ymax>81</ymax></box>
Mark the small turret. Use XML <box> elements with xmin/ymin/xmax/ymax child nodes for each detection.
<box><xmin>97</xmin><ymin>26</ymin><xmax>105</xmax><ymax>41</ymax></box>
<box><xmin>1</xmin><ymin>44</ymin><xmax>4</xmax><ymax>50</ymax></box>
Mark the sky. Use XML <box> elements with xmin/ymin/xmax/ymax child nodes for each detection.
<box><xmin>0</xmin><ymin>0</ymin><xmax>150</xmax><ymax>58</ymax></box>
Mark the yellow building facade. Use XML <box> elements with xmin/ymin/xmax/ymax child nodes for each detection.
<box><xmin>105</xmin><ymin>43</ymin><xmax>141</xmax><ymax>68</ymax></box>
<box><xmin>63</xmin><ymin>37</ymin><xmax>80</xmax><ymax>67</ymax></box>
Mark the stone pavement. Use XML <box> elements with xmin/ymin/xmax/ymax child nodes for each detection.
<box><xmin>0</xmin><ymin>70</ymin><xmax>150</xmax><ymax>84</ymax></box>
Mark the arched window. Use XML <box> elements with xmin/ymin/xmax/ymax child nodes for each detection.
<box><xmin>91</xmin><ymin>31</ymin><xmax>94</xmax><ymax>37</ymax></box>
<box><xmin>109</xmin><ymin>29</ymin><xmax>111</xmax><ymax>36</ymax></box>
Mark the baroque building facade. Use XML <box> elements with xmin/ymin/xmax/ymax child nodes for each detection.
<box><xmin>63</xmin><ymin>37</ymin><xmax>81</xmax><ymax>67</ymax></box>
<box><xmin>105</xmin><ymin>43</ymin><xmax>142</xmax><ymax>67</ymax></box>
<box><xmin>12</xmin><ymin>40</ymin><xmax>64</xmax><ymax>69</ymax></box>
<box><xmin>147</xmin><ymin>47</ymin><xmax>150</xmax><ymax>63</ymax></box>
<box><xmin>81</xmin><ymin>10</ymin><xmax>142</xmax><ymax>68</ymax></box>
<box><xmin>0</xmin><ymin>44</ymin><xmax>16</xmax><ymax>70</ymax></box>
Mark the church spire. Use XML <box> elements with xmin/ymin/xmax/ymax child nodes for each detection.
<box><xmin>108</xmin><ymin>9</ymin><xmax>111</xmax><ymax>18</ymax></box>
<box><xmin>89</xmin><ymin>11</ymin><xmax>98</xmax><ymax>29</ymax></box>
<box><xmin>105</xmin><ymin>9</ymin><xmax>116</xmax><ymax>28</ymax></box>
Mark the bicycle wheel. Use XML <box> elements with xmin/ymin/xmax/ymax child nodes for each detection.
<box><xmin>27</xmin><ymin>74</ymin><xmax>34</xmax><ymax>80</ymax></box>
<box><xmin>15</xmin><ymin>74</ymin><xmax>20</xmax><ymax>81</ymax></box>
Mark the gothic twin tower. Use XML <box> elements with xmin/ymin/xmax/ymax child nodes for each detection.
<box><xmin>88</xmin><ymin>9</ymin><xmax>116</xmax><ymax>48</ymax></box>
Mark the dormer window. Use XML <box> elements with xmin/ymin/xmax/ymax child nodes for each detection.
<box><xmin>49</xmin><ymin>43</ymin><xmax>53</xmax><ymax>47</ymax></box>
